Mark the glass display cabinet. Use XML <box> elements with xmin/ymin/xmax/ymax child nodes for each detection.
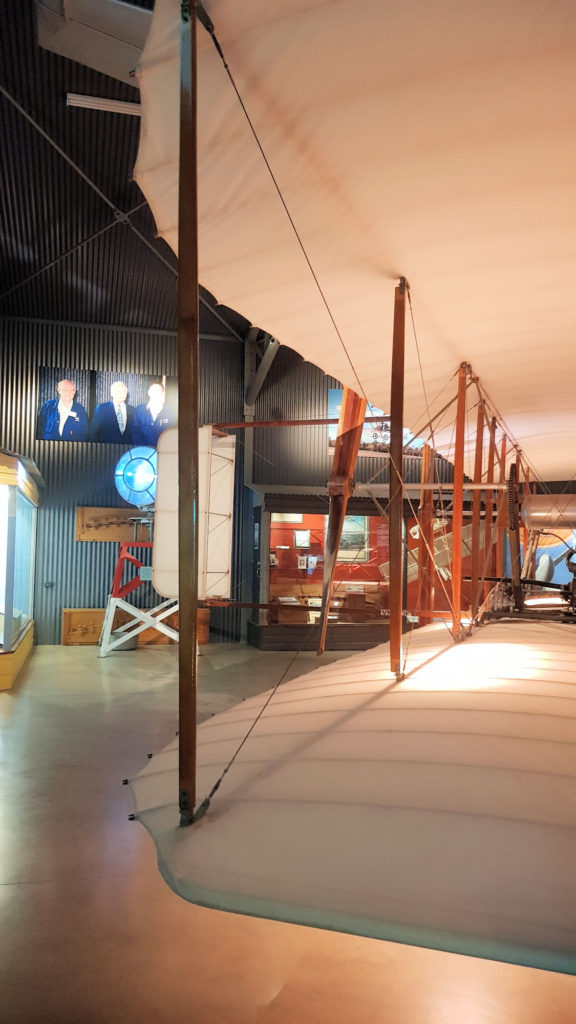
<box><xmin>0</xmin><ymin>452</ymin><xmax>40</xmax><ymax>686</ymax></box>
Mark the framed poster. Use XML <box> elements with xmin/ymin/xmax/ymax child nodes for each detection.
<box><xmin>336</xmin><ymin>515</ymin><xmax>370</xmax><ymax>562</ymax></box>
<box><xmin>294</xmin><ymin>529</ymin><xmax>310</xmax><ymax>548</ymax></box>
<box><xmin>328</xmin><ymin>388</ymin><xmax>423</xmax><ymax>457</ymax></box>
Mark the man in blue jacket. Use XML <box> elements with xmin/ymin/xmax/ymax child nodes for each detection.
<box><xmin>89</xmin><ymin>381</ymin><xmax>135</xmax><ymax>443</ymax></box>
<box><xmin>132</xmin><ymin>382</ymin><xmax>175</xmax><ymax>447</ymax></box>
<box><xmin>36</xmin><ymin>379</ymin><xmax>89</xmax><ymax>441</ymax></box>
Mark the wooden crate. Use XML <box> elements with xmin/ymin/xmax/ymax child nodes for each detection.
<box><xmin>62</xmin><ymin>608</ymin><xmax>108</xmax><ymax>645</ymax></box>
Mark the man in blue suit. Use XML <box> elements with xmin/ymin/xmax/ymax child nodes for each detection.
<box><xmin>36</xmin><ymin>379</ymin><xmax>88</xmax><ymax>441</ymax></box>
<box><xmin>89</xmin><ymin>381</ymin><xmax>135</xmax><ymax>443</ymax></box>
<box><xmin>132</xmin><ymin>382</ymin><xmax>175</xmax><ymax>447</ymax></box>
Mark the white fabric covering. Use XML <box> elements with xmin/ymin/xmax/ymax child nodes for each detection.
<box><xmin>134</xmin><ymin>0</ymin><xmax>576</xmax><ymax>478</ymax></box>
<box><xmin>153</xmin><ymin>427</ymin><xmax>236</xmax><ymax>598</ymax></box>
<box><xmin>130</xmin><ymin>621</ymin><xmax>576</xmax><ymax>973</ymax></box>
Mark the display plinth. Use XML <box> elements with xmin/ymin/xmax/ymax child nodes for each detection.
<box><xmin>0</xmin><ymin>622</ymin><xmax>34</xmax><ymax>690</ymax></box>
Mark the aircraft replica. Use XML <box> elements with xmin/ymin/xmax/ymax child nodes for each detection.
<box><xmin>125</xmin><ymin>0</ymin><xmax>576</xmax><ymax>974</ymax></box>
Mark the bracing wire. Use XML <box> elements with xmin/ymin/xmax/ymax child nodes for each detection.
<box><xmin>199</xmin><ymin>13</ymin><xmax>370</xmax><ymax>404</ymax></box>
<box><xmin>407</xmin><ymin>288</ymin><xmax>434</xmax><ymax>450</ymax></box>
<box><xmin>193</xmin><ymin>644</ymin><xmax>313</xmax><ymax>823</ymax></box>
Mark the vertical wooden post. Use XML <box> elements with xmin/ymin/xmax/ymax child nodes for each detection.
<box><xmin>178</xmin><ymin>1</ymin><xmax>199</xmax><ymax>826</ymax></box>
<box><xmin>521</xmin><ymin>459</ymin><xmax>530</xmax><ymax>567</ymax></box>
<box><xmin>317</xmin><ymin>388</ymin><xmax>367</xmax><ymax>655</ymax></box>
<box><xmin>417</xmin><ymin>444</ymin><xmax>434</xmax><ymax>626</ymax></box>
<box><xmin>451</xmin><ymin>364</ymin><xmax>468</xmax><ymax>638</ymax></box>
<box><xmin>389</xmin><ymin>279</ymin><xmax>407</xmax><ymax>678</ymax></box>
<box><xmin>495</xmin><ymin>435</ymin><xmax>508</xmax><ymax>579</ymax></box>
<box><xmin>483</xmin><ymin>416</ymin><xmax>496</xmax><ymax>602</ymax></box>
<box><xmin>470</xmin><ymin>400</ymin><xmax>485</xmax><ymax>619</ymax></box>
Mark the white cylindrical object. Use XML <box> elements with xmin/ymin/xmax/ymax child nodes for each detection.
<box><xmin>522</xmin><ymin>494</ymin><xmax>576</xmax><ymax>529</ymax></box>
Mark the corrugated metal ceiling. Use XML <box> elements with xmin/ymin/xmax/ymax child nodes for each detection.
<box><xmin>0</xmin><ymin>0</ymin><xmax>249</xmax><ymax>339</ymax></box>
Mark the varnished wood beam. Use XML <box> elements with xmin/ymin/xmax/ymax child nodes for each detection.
<box><xmin>177</xmin><ymin>2</ymin><xmax>199</xmax><ymax>826</ymax></box>
<box><xmin>389</xmin><ymin>279</ymin><xmax>407</xmax><ymax>677</ymax></box>
<box><xmin>317</xmin><ymin>388</ymin><xmax>367</xmax><ymax>654</ymax></box>
<box><xmin>495</xmin><ymin>435</ymin><xmax>508</xmax><ymax>579</ymax></box>
<box><xmin>470</xmin><ymin>401</ymin><xmax>485</xmax><ymax>619</ymax></box>
<box><xmin>450</xmin><ymin>364</ymin><xmax>468</xmax><ymax>638</ymax></box>
<box><xmin>482</xmin><ymin>417</ymin><xmax>497</xmax><ymax>602</ymax></box>
<box><xmin>417</xmin><ymin>444</ymin><xmax>435</xmax><ymax>627</ymax></box>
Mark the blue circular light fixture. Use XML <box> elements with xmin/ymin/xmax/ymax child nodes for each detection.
<box><xmin>114</xmin><ymin>447</ymin><xmax>157</xmax><ymax>506</ymax></box>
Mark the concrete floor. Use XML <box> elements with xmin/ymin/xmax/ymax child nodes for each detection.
<box><xmin>1</xmin><ymin>641</ymin><xmax>575</xmax><ymax>1023</ymax></box>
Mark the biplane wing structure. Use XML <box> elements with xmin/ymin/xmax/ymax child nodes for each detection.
<box><xmin>127</xmin><ymin>0</ymin><xmax>576</xmax><ymax>975</ymax></box>
<box><xmin>134</xmin><ymin>0</ymin><xmax>576</xmax><ymax>481</ymax></box>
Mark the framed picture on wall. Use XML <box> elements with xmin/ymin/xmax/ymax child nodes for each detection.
<box><xmin>294</xmin><ymin>529</ymin><xmax>310</xmax><ymax>548</ymax></box>
<box><xmin>35</xmin><ymin>367</ymin><xmax>178</xmax><ymax>445</ymax></box>
<box><xmin>336</xmin><ymin>515</ymin><xmax>370</xmax><ymax>562</ymax></box>
<box><xmin>328</xmin><ymin>388</ymin><xmax>424</xmax><ymax>457</ymax></box>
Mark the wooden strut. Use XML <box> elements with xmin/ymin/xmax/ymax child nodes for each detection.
<box><xmin>417</xmin><ymin>444</ymin><xmax>435</xmax><ymax>627</ymax></box>
<box><xmin>389</xmin><ymin>279</ymin><xmax>407</xmax><ymax>678</ymax></box>
<box><xmin>450</xmin><ymin>363</ymin><xmax>468</xmax><ymax>639</ymax></box>
<box><xmin>177</xmin><ymin>4</ymin><xmax>199</xmax><ymax>827</ymax></box>
<box><xmin>495</xmin><ymin>434</ymin><xmax>508</xmax><ymax>580</ymax></box>
<box><xmin>212</xmin><ymin>415</ymin><xmax>388</xmax><ymax>430</ymax></box>
<box><xmin>521</xmin><ymin>460</ymin><xmax>531</xmax><ymax>574</ymax></box>
<box><xmin>470</xmin><ymin>400</ymin><xmax>485</xmax><ymax>619</ymax></box>
<box><xmin>317</xmin><ymin>388</ymin><xmax>367</xmax><ymax>654</ymax></box>
<box><xmin>482</xmin><ymin>417</ymin><xmax>497</xmax><ymax>603</ymax></box>
<box><xmin>214</xmin><ymin>389</ymin><xmax>472</xmax><ymax>440</ymax></box>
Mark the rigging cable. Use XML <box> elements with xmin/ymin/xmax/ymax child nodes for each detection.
<box><xmin>196</xmin><ymin>6</ymin><xmax>370</xmax><ymax>405</ymax></box>
<box><xmin>193</xmin><ymin>640</ymin><xmax>325</xmax><ymax>823</ymax></box>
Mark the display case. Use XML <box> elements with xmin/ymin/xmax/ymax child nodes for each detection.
<box><xmin>248</xmin><ymin>509</ymin><xmax>394</xmax><ymax>650</ymax></box>
<box><xmin>0</xmin><ymin>453</ymin><xmax>40</xmax><ymax>682</ymax></box>
<box><xmin>266</xmin><ymin>511</ymin><xmax>389</xmax><ymax>622</ymax></box>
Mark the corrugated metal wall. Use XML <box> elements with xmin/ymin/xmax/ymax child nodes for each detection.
<box><xmin>1</xmin><ymin>317</ymin><xmax>244</xmax><ymax>643</ymax></box>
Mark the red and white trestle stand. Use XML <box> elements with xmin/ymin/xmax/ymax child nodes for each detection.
<box><xmin>98</xmin><ymin>542</ymin><xmax>179</xmax><ymax>657</ymax></box>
